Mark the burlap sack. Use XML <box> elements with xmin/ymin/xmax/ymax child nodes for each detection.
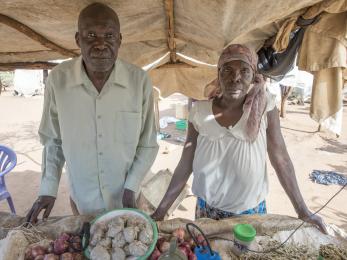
<box><xmin>137</xmin><ymin>169</ymin><xmax>190</xmax><ymax>217</ymax></box>
<box><xmin>157</xmin><ymin>214</ymin><xmax>347</xmax><ymax>259</ymax></box>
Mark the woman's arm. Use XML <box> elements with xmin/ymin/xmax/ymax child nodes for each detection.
<box><xmin>151</xmin><ymin>122</ymin><xmax>199</xmax><ymax>220</ymax></box>
<box><xmin>266</xmin><ymin>108</ymin><xmax>327</xmax><ymax>233</ymax></box>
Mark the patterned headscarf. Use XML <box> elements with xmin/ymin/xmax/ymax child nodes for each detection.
<box><xmin>207</xmin><ymin>44</ymin><xmax>267</xmax><ymax>142</ymax></box>
<box><xmin>218</xmin><ymin>44</ymin><xmax>258</xmax><ymax>73</ymax></box>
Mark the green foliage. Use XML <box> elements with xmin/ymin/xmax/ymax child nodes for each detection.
<box><xmin>0</xmin><ymin>71</ymin><xmax>15</xmax><ymax>87</ymax></box>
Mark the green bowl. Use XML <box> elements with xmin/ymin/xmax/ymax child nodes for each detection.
<box><xmin>83</xmin><ymin>208</ymin><xmax>158</xmax><ymax>260</ymax></box>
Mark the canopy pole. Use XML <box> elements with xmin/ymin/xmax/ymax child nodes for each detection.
<box><xmin>0</xmin><ymin>14</ymin><xmax>78</xmax><ymax>58</ymax></box>
<box><xmin>164</xmin><ymin>0</ymin><xmax>177</xmax><ymax>63</ymax></box>
<box><xmin>43</xmin><ymin>69</ymin><xmax>49</xmax><ymax>86</ymax></box>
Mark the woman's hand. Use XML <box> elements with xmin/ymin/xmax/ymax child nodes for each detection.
<box><xmin>298</xmin><ymin>209</ymin><xmax>328</xmax><ymax>234</ymax></box>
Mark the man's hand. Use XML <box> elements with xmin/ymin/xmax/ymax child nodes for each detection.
<box><xmin>151</xmin><ymin>210</ymin><xmax>165</xmax><ymax>221</ymax></box>
<box><xmin>298</xmin><ymin>210</ymin><xmax>328</xmax><ymax>234</ymax></box>
<box><xmin>122</xmin><ymin>189</ymin><xmax>136</xmax><ymax>208</ymax></box>
<box><xmin>25</xmin><ymin>196</ymin><xmax>55</xmax><ymax>225</ymax></box>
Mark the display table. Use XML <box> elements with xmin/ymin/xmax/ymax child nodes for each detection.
<box><xmin>0</xmin><ymin>212</ymin><xmax>346</xmax><ymax>259</ymax></box>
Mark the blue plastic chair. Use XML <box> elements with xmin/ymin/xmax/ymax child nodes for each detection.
<box><xmin>0</xmin><ymin>145</ymin><xmax>17</xmax><ymax>214</ymax></box>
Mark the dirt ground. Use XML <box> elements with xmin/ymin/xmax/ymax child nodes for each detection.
<box><xmin>0</xmin><ymin>91</ymin><xmax>346</xmax><ymax>233</ymax></box>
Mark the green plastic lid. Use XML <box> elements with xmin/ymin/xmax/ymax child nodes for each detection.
<box><xmin>233</xmin><ymin>224</ymin><xmax>256</xmax><ymax>242</ymax></box>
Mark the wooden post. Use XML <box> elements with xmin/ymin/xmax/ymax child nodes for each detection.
<box><xmin>43</xmin><ymin>69</ymin><xmax>49</xmax><ymax>86</ymax></box>
<box><xmin>155</xmin><ymin>100</ymin><xmax>160</xmax><ymax>133</ymax></box>
<box><xmin>153</xmin><ymin>87</ymin><xmax>160</xmax><ymax>133</ymax></box>
<box><xmin>318</xmin><ymin>124</ymin><xmax>321</xmax><ymax>132</ymax></box>
<box><xmin>280</xmin><ymin>85</ymin><xmax>292</xmax><ymax>118</ymax></box>
<box><xmin>188</xmin><ymin>97</ymin><xmax>193</xmax><ymax>112</ymax></box>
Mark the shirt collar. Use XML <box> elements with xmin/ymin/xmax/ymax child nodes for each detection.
<box><xmin>69</xmin><ymin>56</ymin><xmax>128</xmax><ymax>88</ymax></box>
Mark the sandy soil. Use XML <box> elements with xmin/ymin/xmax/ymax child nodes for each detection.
<box><xmin>0</xmin><ymin>91</ymin><xmax>346</xmax><ymax>232</ymax></box>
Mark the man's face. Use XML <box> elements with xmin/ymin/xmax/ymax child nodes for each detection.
<box><xmin>75</xmin><ymin>15</ymin><xmax>121</xmax><ymax>73</ymax></box>
<box><xmin>218</xmin><ymin>60</ymin><xmax>254</xmax><ymax>100</ymax></box>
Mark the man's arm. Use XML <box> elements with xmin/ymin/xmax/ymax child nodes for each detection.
<box><xmin>151</xmin><ymin>122</ymin><xmax>198</xmax><ymax>220</ymax></box>
<box><xmin>123</xmin><ymin>74</ymin><xmax>159</xmax><ymax>207</ymax></box>
<box><xmin>266</xmin><ymin>108</ymin><xmax>327</xmax><ymax>233</ymax></box>
<box><xmin>26</xmin><ymin>76</ymin><xmax>65</xmax><ymax>224</ymax></box>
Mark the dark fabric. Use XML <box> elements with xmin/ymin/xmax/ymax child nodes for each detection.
<box><xmin>257</xmin><ymin>16</ymin><xmax>319</xmax><ymax>81</ymax></box>
<box><xmin>310</xmin><ymin>170</ymin><xmax>347</xmax><ymax>186</ymax></box>
<box><xmin>195</xmin><ymin>197</ymin><xmax>267</xmax><ymax>220</ymax></box>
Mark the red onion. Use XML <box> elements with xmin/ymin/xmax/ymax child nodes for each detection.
<box><xmin>180</xmin><ymin>241</ymin><xmax>192</xmax><ymax>250</ymax></box>
<box><xmin>46</xmin><ymin>242</ymin><xmax>54</xmax><ymax>254</ymax></box>
<box><xmin>59</xmin><ymin>233</ymin><xmax>71</xmax><ymax>241</ymax></box>
<box><xmin>31</xmin><ymin>245</ymin><xmax>46</xmax><ymax>258</ymax></box>
<box><xmin>156</xmin><ymin>237</ymin><xmax>166</xmax><ymax>251</ymax></box>
<box><xmin>24</xmin><ymin>246</ymin><xmax>34</xmax><ymax>260</ymax></box>
<box><xmin>150</xmin><ymin>247</ymin><xmax>161</xmax><ymax>260</ymax></box>
<box><xmin>178</xmin><ymin>245</ymin><xmax>191</xmax><ymax>256</ymax></box>
<box><xmin>188</xmin><ymin>252</ymin><xmax>197</xmax><ymax>260</ymax></box>
<box><xmin>53</xmin><ymin>239</ymin><xmax>69</xmax><ymax>255</ymax></box>
<box><xmin>72</xmin><ymin>253</ymin><xmax>84</xmax><ymax>260</ymax></box>
<box><xmin>69</xmin><ymin>236</ymin><xmax>82</xmax><ymax>252</ymax></box>
<box><xmin>172</xmin><ymin>228</ymin><xmax>186</xmax><ymax>242</ymax></box>
<box><xmin>60</xmin><ymin>252</ymin><xmax>74</xmax><ymax>260</ymax></box>
<box><xmin>159</xmin><ymin>241</ymin><xmax>170</xmax><ymax>253</ymax></box>
<box><xmin>43</xmin><ymin>254</ymin><xmax>59</xmax><ymax>260</ymax></box>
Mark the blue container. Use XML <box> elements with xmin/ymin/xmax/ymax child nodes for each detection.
<box><xmin>194</xmin><ymin>246</ymin><xmax>222</xmax><ymax>260</ymax></box>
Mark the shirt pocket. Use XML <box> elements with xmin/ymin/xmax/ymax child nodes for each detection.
<box><xmin>114</xmin><ymin>111</ymin><xmax>141</xmax><ymax>144</ymax></box>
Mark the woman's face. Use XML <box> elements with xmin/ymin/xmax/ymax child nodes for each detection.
<box><xmin>218</xmin><ymin>60</ymin><xmax>254</xmax><ymax>100</ymax></box>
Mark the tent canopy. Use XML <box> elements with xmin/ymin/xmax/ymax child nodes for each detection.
<box><xmin>0</xmin><ymin>0</ymin><xmax>325</xmax><ymax>98</ymax></box>
<box><xmin>0</xmin><ymin>0</ymin><xmax>323</xmax><ymax>65</ymax></box>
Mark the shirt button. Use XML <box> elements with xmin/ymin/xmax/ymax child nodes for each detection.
<box><xmin>97</xmin><ymin>115</ymin><xmax>102</xmax><ymax>119</ymax></box>
<box><xmin>100</xmin><ymin>170</ymin><xmax>104</xmax><ymax>174</ymax></box>
<box><xmin>99</xmin><ymin>152</ymin><xmax>103</xmax><ymax>156</ymax></box>
<box><xmin>98</xmin><ymin>134</ymin><xmax>102</xmax><ymax>138</ymax></box>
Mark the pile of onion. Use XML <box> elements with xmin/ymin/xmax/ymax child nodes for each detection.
<box><xmin>24</xmin><ymin>233</ymin><xmax>83</xmax><ymax>260</ymax></box>
<box><xmin>150</xmin><ymin>228</ymin><xmax>198</xmax><ymax>260</ymax></box>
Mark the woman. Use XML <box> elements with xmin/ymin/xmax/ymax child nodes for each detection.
<box><xmin>152</xmin><ymin>44</ymin><xmax>326</xmax><ymax>233</ymax></box>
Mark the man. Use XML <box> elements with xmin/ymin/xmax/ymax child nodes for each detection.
<box><xmin>26</xmin><ymin>3</ymin><xmax>158</xmax><ymax>222</ymax></box>
<box><xmin>152</xmin><ymin>44</ymin><xmax>326</xmax><ymax>233</ymax></box>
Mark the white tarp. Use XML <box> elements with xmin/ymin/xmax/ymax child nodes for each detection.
<box><xmin>13</xmin><ymin>69</ymin><xmax>43</xmax><ymax>96</ymax></box>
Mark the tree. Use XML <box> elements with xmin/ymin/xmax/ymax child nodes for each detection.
<box><xmin>280</xmin><ymin>84</ymin><xmax>293</xmax><ymax>118</ymax></box>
